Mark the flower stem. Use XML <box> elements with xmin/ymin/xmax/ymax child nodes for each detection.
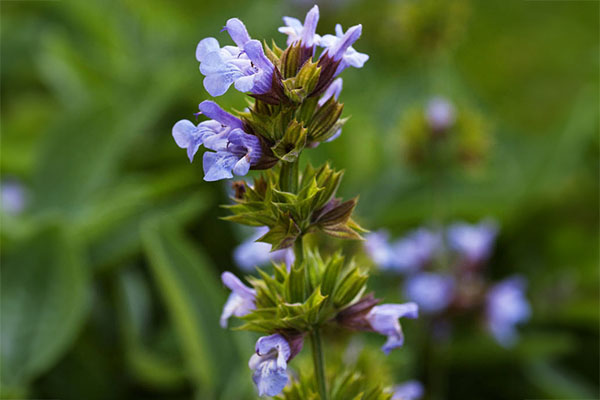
<box><xmin>310</xmin><ymin>328</ymin><xmax>328</xmax><ymax>400</ymax></box>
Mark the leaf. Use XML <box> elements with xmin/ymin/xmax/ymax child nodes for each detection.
<box><xmin>0</xmin><ymin>222</ymin><xmax>90</xmax><ymax>390</ymax></box>
<box><xmin>141</xmin><ymin>216</ymin><xmax>239</xmax><ymax>397</ymax></box>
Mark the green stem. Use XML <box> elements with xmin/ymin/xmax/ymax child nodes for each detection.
<box><xmin>310</xmin><ymin>329</ymin><xmax>328</xmax><ymax>400</ymax></box>
<box><xmin>280</xmin><ymin>159</ymin><xmax>299</xmax><ymax>193</ymax></box>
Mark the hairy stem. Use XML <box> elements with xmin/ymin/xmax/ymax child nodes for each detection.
<box><xmin>310</xmin><ymin>329</ymin><xmax>328</xmax><ymax>400</ymax></box>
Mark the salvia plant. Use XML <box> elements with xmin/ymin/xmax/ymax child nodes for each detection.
<box><xmin>172</xmin><ymin>6</ymin><xmax>419</xmax><ymax>399</ymax></box>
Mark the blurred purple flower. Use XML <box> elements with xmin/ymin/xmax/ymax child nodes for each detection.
<box><xmin>486</xmin><ymin>276</ymin><xmax>531</xmax><ymax>347</ymax></box>
<box><xmin>196</xmin><ymin>18</ymin><xmax>275</xmax><ymax>96</ymax></box>
<box><xmin>364</xmin><ymin>230</ymin><xmax>395</xmax><ymax>270</ymax></box>
<box><xmin>320</xmin><ymin>24</ymin><xmax>369</xmax><ymax>75</ymax></box>
<box><xmin>366</xmin><ymin>302</ymin><xmax>419</xmax><ymax>354</ymax></box>
<box><xmin>425</xmin><ymin>97</ymin><xmax>456</xmax><ymax>132</ymax></box>
<box><xmin>234</xmin><ymin>227</ymin><xmax>295</xmax><ymax>271</ymax></box>
<box><xmin>220</xmin><ymin>271</ymin><xmax>256</xmax><ymax>328</ymax></box>
<box><xmin>447</xmin><ymin>219</ymin><xmax>498</xmax><ymax>264</ymax></box>
<box><xmin>392</xmin><ymin>228</ymin><xmax>441</xmax><ymax>272</ymax></box>
<box><xmin>248</xmin><ymin>334</ymin><xmax>291</xmax><ymax>396</ymax></box>
<box><xmin>404</xmin><ymin>272</ymin><xmax>455</xmax><ymax>313</ymax></box>
<box><xmin>391</xmin><ymin>380</ymin><xmax>424</xmax><ymax>400</ymax></box>
<box><xmin>365</xmin><ymin>228</ymin><xmax>440</xmax><ymax>273</ymax></box>
<box><xmin>0</xmin><ymin>181</ymin><xmax>27</xmax><ymax>215</ymax></box>
<box><xmin>278</xmin><ymin>5</ymin><xmax>321</xmax><ymax>48</ymax></box>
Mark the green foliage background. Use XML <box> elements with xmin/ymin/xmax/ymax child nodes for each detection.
<box><xmin>1</xmin><ymin>0</ymin><xmax>598</xmax><ymax>399</ymax></box>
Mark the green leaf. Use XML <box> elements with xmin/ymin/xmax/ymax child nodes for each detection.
<box><xmin>141</xmin><ymin>216</ymin><xmax>238</xmax><ymax>397</ymax></box>
<box><xmin>1</xmin><ymin>222</ymin><xmax>90</xmax><ymax>389</ymax></box>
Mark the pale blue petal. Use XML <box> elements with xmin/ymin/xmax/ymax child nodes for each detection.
<box><xmin>252</xmin><ymin>358</ymin><xmax>288</xmax><ymax>397</ymax></box>
<box><xmin>202</xmin><ymin>151</ymin><xmax>237</xmax><ymax>181</ymax></box>
<box><xmin>172</xmin><ymin>120</ymin><xmax>197</xmax><ymax>148</ymax></box>
<box><xmin>282</xmin><ymin>16</ymin><xmax>303</xmax><ymax>32</ymax></box>
<box><xmin>330</xmin><ymin>24</ymin><xmax>362</xmax><ymax>61</ymax></box>
<box><xmin>382</xmin><ymin>334</ymin><xmax>404</xmax><ymax>355</ymax></box>
<box><xmin>334</xmin><ymin>23</ymin><xmax>344</xmax><ymax>37</ymax></box>
<box><xmin>233</xmin><ymin>156</ymin><xmax>251</xmax><ymax>176</ymax></box>
<box><xmin>392</xmin><ymin>381</ymin><xmax>424</xmax><ymax>400</ymax></box>
<box><xmin>301</xmin><ymin>5</ymin><xmax>319</xmax><ymax>47</ymax></box>
<box><xmin>234</xmin><ymin>74</ymin><xmax>256</xmax><ymax>93</ymax></box>
<box><xmin>226</xmin><ymin>18</ymin><xmax>251</xmax><ymax>47</ymax></box>
<box><xmin>325</xmin><ymin>128</ymin><xmax>342</xmax><ymax>142</ymax></box>
<box><xmin>186</xmin><ymin>141</ymin><xmax>202</xmax><ymax>162</ymax></box>
<box><xmin>319</xmin><ymin>34</ymin><xmax>337</xmax><ymax>48</ymax></box>
<box><xmin>318</xmin><ymin>78</ymin><xmax>343</xmax><ymax>106</ymax></box>
<box><xmin>243</xmin><ymin>40</ymin><xmax>273</xmax><ymax>72</ymax></box>
<box><xmin>199</xmin><ymin>51</ymin><xmax>229</xmax><ymax>74</ymax></box>
<box><xmin>255</xmin><ymin>334</ymin><xmax>291</xmax><ymax>362</ymax></box>
<box><xmin>198</xmin><ymin>100</ymin><xmax>244</xmax><ymax>129</ymax></box>
<box><xmin>203</xmin><ymin>74</ymin><xmax>234</xmax><ymax>97</ymax></box>
<box><xmin>345</xmin><ymin>48</ymin><xmax>369</xmax><ymax>68</ymax></box>
<box><xmin>221</xmin><ymin>271</ymin><xmax>256</xmax><ymax>300</ymax></box>
<box><xmin>196</xmin><ymin>37</ymin><xmax>220</xmax><ymax>62</ymax></box>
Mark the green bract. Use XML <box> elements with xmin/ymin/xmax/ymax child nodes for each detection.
<box><xmin>223</xmin><ymin>163</ymin><xmax>366</xmax><ymax>250</ymax></box>
<box><xmin>237</xmin><ymin>249</ymin><xmax>368</xmax><ymax>333</ymax></box>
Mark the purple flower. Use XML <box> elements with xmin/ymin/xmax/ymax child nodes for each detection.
<box><xmin>320</xmin><ymin>24</ymin><xmax>368</xmax><ymax>75</ymax></box>
<box><xmin>196</xmin><ymin>18</ymin><xmax>275</xmax><ymax>96</ymax></box>
<box><xmin>391</xmin><ymin>228</ymin><xmax>441</xmax><ymax>272</ymax></box>
<box><xmin>234</xmin><ymin>227</ymin><xmax>295</xmax><ymax>271</ymax></box>
<box><xmin>425</xmin><ymin>97</ymin><xmax>456</xmax><ymax>132</ymax></box>
<box><xmin>278</xmin><ymin>5</ymin><xmax>320</xmax><ymax>48</ymax></box>
<box><xmin>364</xmin><ymin>230</ymin><xmax>395</xmax><ymax>270</ymax></box>
<box><xmin>318</xmin><ymin>77</ymin><xmax>343</xmax><ymax>107</ymax></box>
<box><xmin>173</xmin><ymin>100</ymin><xmax>263</xmax><ymax>181</ymax></box>
<box><xmin>203</xmin><ymin>128</ymin><xmax>263</xmax><ymax>181</ymax></box>
<box><xmin>248</xmin><ymin>334</ymin><xmax>291</xmax><ymax>396</ymax></box>
<box><xmin>172</xmin><ymin>100</ymin><xmax>243</xmax><ymax>162</ymax></box>
<box><xmin>391</xmin><ymin>380</ymin><xmax>424</xmax><ymax>400</ymax></box>
<box><xmin>0</xmin><ymin>181</ymin><xmax>27</xmax><ymax>215</ymax></box>
<box><xmin>404</xmin><ymin>272</ymin><xmax>455</xmax><ymax>313</ymax></box>
<box><xmin>365</xmin><ymin>228</ymin><xmax>440</xmax><ymax>272</ymax></box>
<box><xmin>366</xmin><ymin>303</ymin><xmax>419</xmax><ymax>354</ymax></box>
<box><xmin>447</xmin><ymin>219</ymin><xmax>498</xmax><ymax>264</ymax></box>
<box><xmin>220</xmin><ymin>271</ymin><xmax>256</xmax><ymax>328</ymax></box>
<box><xmin>486</xmin><ymin>276</ymin><xmax>531</xmax><ymax>347</ymax></box>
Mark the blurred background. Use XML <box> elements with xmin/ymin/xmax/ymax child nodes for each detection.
<box><xmin>1</xmin><ymin>0</ymin><xmax>598</xmax><ymax>399</ymax></box>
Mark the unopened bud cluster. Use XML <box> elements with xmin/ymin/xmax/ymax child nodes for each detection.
<box><xmin>400</xmin><ymin>96</ymin><xmax>491</xmax><ymax>170</ymax></box>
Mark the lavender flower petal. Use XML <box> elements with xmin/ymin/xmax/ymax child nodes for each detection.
<box><xmin>249</xmin><ymin>334</ymin><xmax>291</xmax><ymax>396</ymax></box>
<box><xmin>278</xmin><ymin>5</ymin><xmax>321</xmax><ymax>47</ymax></box>
<box><xmin>486</xmin><ymin>276</ymin><xmax>530</xmax><ymax>347</ymax></box>
<box><xmin>367</xmin><ymin>303</ymin><xmax>419</xmax><ymax>354</ymax></box>
<box><xmin>318</xmin><ymin>77</ymin><xmax>343</xmax><ymax>107</ymax></box>
<box><xmin>447</xmin><ymin>219</ymin><xmax>498</xmax><ymax>264</ymax></box>
<box><xmin>404</xmin><ymin>273</ymin><xmax>455</xmax><ymax>313</ymax></box>
<box><xmin>392</xmin><ymin>380</ymin><xmax>424</xmax><ymax>400</ymax></box>
<box><xmin>220</xmin><ymin>271</ymin><xmax>256</xmax><ymax>328</ymax></box>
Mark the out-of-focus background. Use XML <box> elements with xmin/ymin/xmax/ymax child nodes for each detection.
<box><xmin>1</xmin><ymin>0</ymin><xmax>598</xmax><ymax>399</ymax></box>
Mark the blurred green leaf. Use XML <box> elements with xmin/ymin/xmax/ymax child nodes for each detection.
<box><xmin>525</xmin><ymin>360</ymin><xmax>598</xmax><ymax>399</ymax></box>
<box><xmin>0</xmin><ymin>222</ymin><xmax>90</xmax><ymax>391</ymax></box>
<box><xmin>115</xmin><ymin>267</ymin><xmax>187</xmax><ymax>390</ymax></box>
<box><xmin>141</xmin><ymin>216</ymin><xmax>240</xmax><ymax>398</ymax></box>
